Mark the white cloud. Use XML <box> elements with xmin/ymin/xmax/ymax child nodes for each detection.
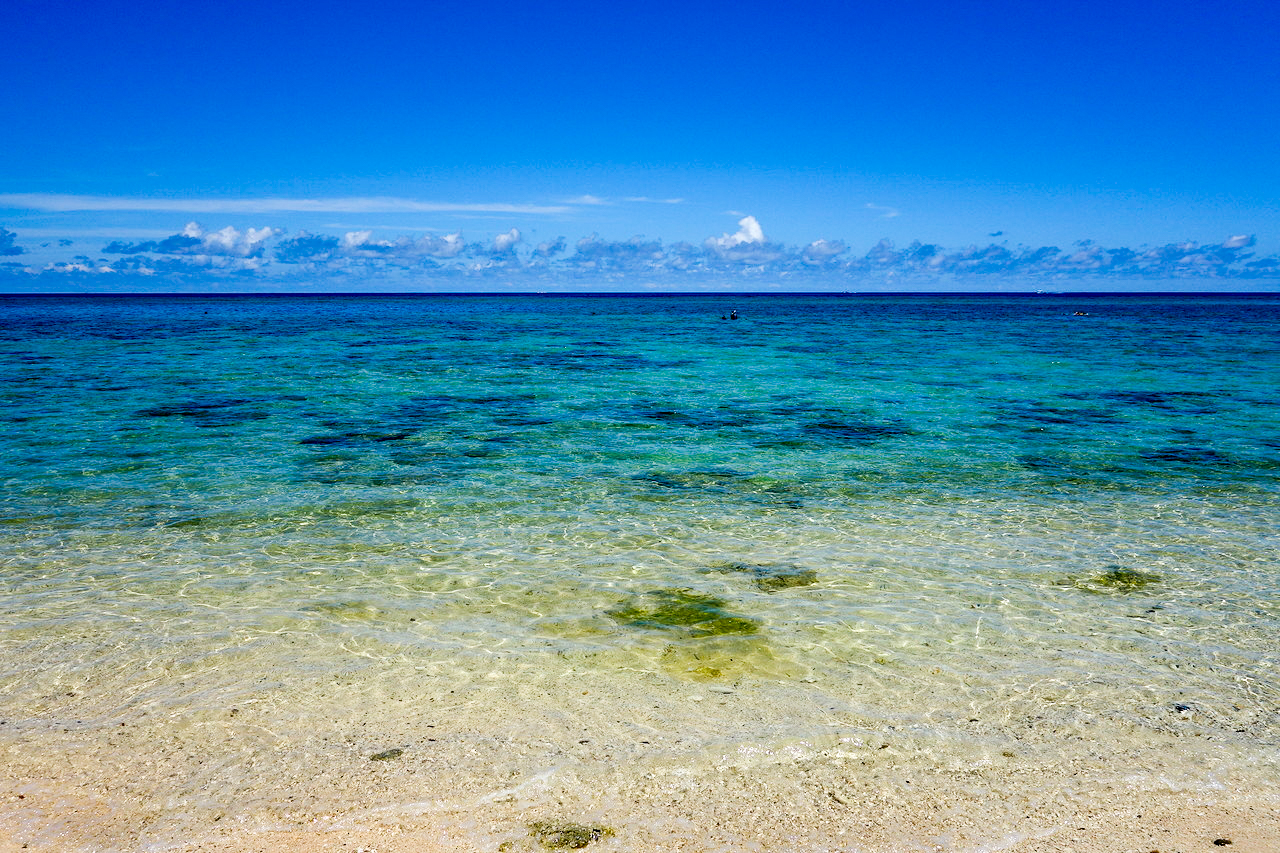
<box><xmin>492</xmin><ymin>228</ymin><xmax>521</xmax><ymax>253</ymax></box>
<box><xmin>184</xmin><ymin>222</ymin><xmax>284</xmax><ymax>256</ymax></box>
<box><xmin>343</xmin><ymin>230</ymin><xmax>376</xmax><ymax>250</ymax></box>
<box><xmin>707</xmin><ymin>215</ymin><xmax>766</xmax><ymax>251</ymax></box>
<box><xmin>44</xmin><ymin>261</ymin><xmax>115</xmax><ymax>274</ymax></box>
<box><xmin>802</xmin><ymin>239</ymin><xmax>846</xmax><ymax>262</ymax></box>
<box><xmin>330</xmin><ymin>230</ymin><xmax>466</xmax><ymax>260</ymax></box>
<box><xmin>625</xmin><ymin>197</ymin><xmax>685</xmax><ymax>204</ymax></box>
<box><xmin>865</xmin><ymin>203</ymin><xmax>900</xmax><ymax>219</ymax></box>
<box><xmin>428</xmin><ymin>233</ymin><xmax>465</xmax><ymax>258</ymax></box>
<box><xmin>1222</xmin><ymin>234</ymin><xmax>1255</xmax><ymax>249</ymax></box>
<box><xmin>0</xmin><ymin>194</ymin><xmax>570</xmax><ymax>215</ymax></box>
<box><xmin>566</xmin><ymin>195</ymin><xmax>609</xmax><ymax>205</ymax></box>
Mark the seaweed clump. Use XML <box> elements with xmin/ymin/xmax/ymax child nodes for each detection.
<box><xmin>527</xmin><ymin>821</ymin><xmax>615</xmax><ymax>849</ymax></box>
<box><xmin>607</xmin><ymin>589</ymin><xmax>759</xmax><ymax>637</ymax></box>
<box><xmin>1064</xmin><ymin>566</ymin><xmax>1163</xmax><ymax>593</ymax></box>
<box><xmin>707</xmin><ymin>561</ymin><xmax>818</xmax><ymax>592</ymax></box>
<box><xmin>369</xmin><ymin>747</ymin><xmax>404</xmax><ymax>761</ymax></box>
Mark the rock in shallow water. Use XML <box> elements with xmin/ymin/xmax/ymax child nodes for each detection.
<box><xmin>1060</xmin><ymin>566</ymin><xmax>1163</xmax><ymax>593</ymax></box>
<box><xmin>606</xmin><ymin>588</ymin><xmax>759</xmax><ymax>636</ymax></box>
<box><xmin>527</xmin><ymin>821</ymin><xmax>615</xmax><ymax>849</ymax></box>
<box><xmin>706</xmin><ymin>560</ymin><xmax>818</xmax><ymax>592</ymax></box>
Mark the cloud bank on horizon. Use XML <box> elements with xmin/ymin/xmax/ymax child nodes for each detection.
<box><xmin>1</xmin><ymin>211</ymin><xmax>1274</xmax><ymax>290</ymax></box>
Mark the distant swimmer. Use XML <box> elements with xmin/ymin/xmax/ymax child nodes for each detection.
<box><xmin>1073</xmin><ymin>311</ymin><xmax>1089</xmax><ymax>316</ymax></box>
<box><xmin>729</xmin><ymin>309</ymin><xmax>739</xmax><ymax>320</ymax></box>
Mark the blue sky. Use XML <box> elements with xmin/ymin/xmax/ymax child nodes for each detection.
<box><xmin>2</xmin><ymin>0</ymin><xmax>1278</xmax><ymax>290</ymax></box>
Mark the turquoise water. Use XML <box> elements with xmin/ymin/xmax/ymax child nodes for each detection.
<box><xmin>1</xmin><ymin>292</ymin><xmax>1278</xmax><ymax>848</ymax></box>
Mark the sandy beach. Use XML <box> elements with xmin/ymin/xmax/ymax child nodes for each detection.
<box><xmin>3</xmin><ymin>659</ymin><xmax>1278</xmax><ymax>853</ymax></box>
<box><xmin>4</xmin><ymin>755</ymin><xmax>1277</xmax><ymax>852</ymax></box>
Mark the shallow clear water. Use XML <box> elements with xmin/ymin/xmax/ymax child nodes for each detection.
<box><xmin>1</xmin><ymin>292</ymin><xmax>1278</xmax><ymax>847</ymax></box>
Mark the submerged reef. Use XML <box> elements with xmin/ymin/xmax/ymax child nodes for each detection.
<box><xmin>298</xmin><ymin>428</ymin><xmax>417</xmax><ymax>446</ymax></box>
<box><xmin>633</xmin><ymin>468</ymin><xmax>745</xmax><ymax>488</ymax></box>
<box><xmin>607</xmin><ymin>589</ymin><xmax>759</xmax><ymax>637</ymax></box>
<box><xmin>1139</xmin><ymin>446</ymin><xmax>1234</xmax><ymax>466</ymax></box>
<box><xmin>706</xmin><ymin>561</ymin><xmax>818</xmax><ymax>592</ymax></box>
<box><xmin>798</xmin><ymin>416</ymin><xmax>917</xmax><ymax>442</ymax></box>
<box><xmin>134</xmin><ymin>396</ymin><xmax>274</xmax><ymax>428</ymax></box>
<box><xmin>1062</xmin><ymin>566</ymin><xmax>1163</xmax><ymax>593</ymax></box>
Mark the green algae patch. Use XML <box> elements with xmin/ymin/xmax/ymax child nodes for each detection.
<box><xmin>369</xmin><ymin>747</ymin><xmax>404</xmax><ymax>761</ymax></box>
<box><xmin>527</xmin><ymin>821</ymin><xmax>615</xmax><ymax>849</ymax></box>
<box><xmin>707</xmin><ymin>561</ymin><xmax>818</xmax><ymax>592</ymax></box>
<box><xmin>1091</xmin><ymin>567</ymin><xmax>1162</xmax><ymax>590</ymax></box>
<box><xmin>607</xmin><ymin>589</ymin><xmax>759</xmax><ymax>637</ymax></box>
<box><xmin>1063</xmin><ymin>566</ymin><xmax>1163</xmax><ymax>593</ymax></box>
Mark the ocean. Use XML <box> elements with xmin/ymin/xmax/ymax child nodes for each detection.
<box><xmin>1</xmin><ymin>292</ymin><xmax>1277</xmax><ymax>851</ymax></box>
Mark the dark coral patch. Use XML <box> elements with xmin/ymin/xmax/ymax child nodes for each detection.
<box><xmin>801</xmin><ymin>418</ymin><xmax>916</xmax><ymax>442</ymax></box>
<box><xmin>1139</xmin><ymin>446</ymin><xmax>1234</xmax><ymax>466</ymax></box>
<box><xmin>633</xmin><ymin>469</ymin><xmax>746</xmax><ymax>491</ymax></box>
<box><xmin>629</xmin><ymin>403</ymin><xmax>759</xmax><ymax>430</ymax></box>
<box><xmin>299</xmin><ymin>429</ymin><xmax>416</xmax><ymax>446</ymax></box>
<box><xmin>994</xmin><ymin>402</ymin><xmax>1124</xmax><ymax>428</ymax></box>
<box><xmin>136</xmin><ymin>397</ymin><xmax>271</xmax><ymax>428</ymax></box>
<box><xmin>1072</xmin><ymin>389</ymin><xmax>1226</xmax><ymax>414</ymax></box>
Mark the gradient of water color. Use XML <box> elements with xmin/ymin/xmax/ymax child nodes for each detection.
<box><xmin>1</xmin><ymin>293</ymin><xmax>1277</xmax><ymax>848</ymax></box>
